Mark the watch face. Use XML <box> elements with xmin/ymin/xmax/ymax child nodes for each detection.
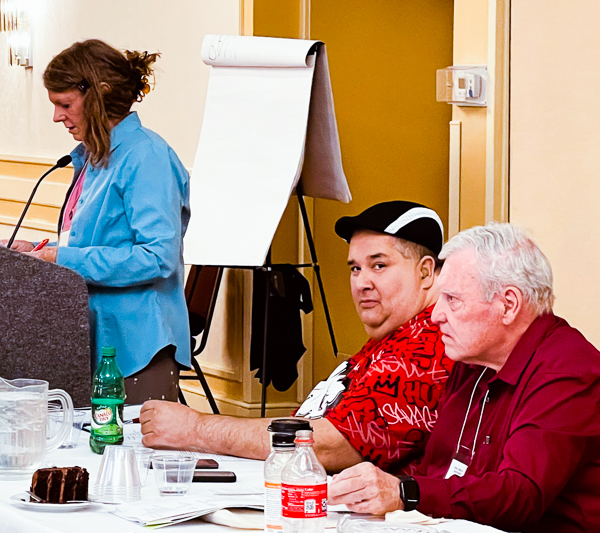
<box><xmin>400</xmin><ymin>477</ymin><xmax>420</xmax><ymax>510</ymax></box>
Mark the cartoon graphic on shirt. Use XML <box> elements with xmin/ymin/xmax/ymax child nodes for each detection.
<box><xmin>295</xmin><ymin>361</ymin><xmax>351</xmax><ymax>419</ymax></box>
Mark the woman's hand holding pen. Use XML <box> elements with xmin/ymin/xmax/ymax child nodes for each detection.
<box><xmin>0</xmin><ymin>239</ymin><xmax>34</xmax><ymax>252</ymax></box>
<box><xmin>0</xmin><ymin>238</ymin><xmax>56</xmax><ymax>261</ymax></box>
<box><xmin>28</xmin><ymin>246</ymin><xmax>57</xmax><ymax>263</ymax></box>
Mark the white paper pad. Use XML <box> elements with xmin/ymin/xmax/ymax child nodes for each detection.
<box><xmin>184</xmin><ymin>34</ymin><xmax>350</xmax><ymax>267</ymax></box>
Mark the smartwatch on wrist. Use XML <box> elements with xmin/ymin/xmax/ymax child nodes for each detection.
<box><xmin>398</xmin><ymin>475</ymin><xmax>420</xmax><ymax>511</ymax></box>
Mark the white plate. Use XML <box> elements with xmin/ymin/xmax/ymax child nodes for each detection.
<box><xmin>10</xmin><ymin>492</ymin><xmax>95</xmax><ymax>512</ymax></box>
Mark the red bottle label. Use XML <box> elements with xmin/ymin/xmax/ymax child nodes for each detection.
<box><xmin>281</xmin><ymin>483</ymin><xmax>327</xmax><ymax>518</ymax></box>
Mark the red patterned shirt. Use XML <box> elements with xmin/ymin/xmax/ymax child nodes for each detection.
<box><xmin>296</xmin><ymin>305</ymin><xmax>452</xmax><ymax>471</ymax></box>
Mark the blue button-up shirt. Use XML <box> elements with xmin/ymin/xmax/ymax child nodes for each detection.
<box><xmin>57</xmin><ymin>112</ymin><xmax>191</xmax><ymax>376</ymax></box>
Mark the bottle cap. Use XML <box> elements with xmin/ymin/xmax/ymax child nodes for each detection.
<box><xmin>268</xmin><ymin>418</ymin><xmax>312</xmax><ymax>435</ymax></box>
<box><xmin>295</xmin><ymin>429</ymin><xmax>314</xmax><ymax>444</ymax></box>
<box><xmin>271</xmin><ymin>433</ymin><xmax>296</xmax><ymax>448</ymax></box>
<box><xmin>101</xmin><ymin>346</ymin><xmax>117</xmax><ymax>357</ymax></box>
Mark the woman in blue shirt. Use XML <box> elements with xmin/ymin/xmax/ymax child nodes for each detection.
<box><xmin>10</xmin><ymin>39</ymin><xmax>191</xmax><ymax>403</ymax></box>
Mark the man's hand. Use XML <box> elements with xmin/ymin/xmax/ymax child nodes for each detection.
<box><xmin>329</xmin><ymin>462</ymin><xmax>403</xmax><ymax>515</ymax></box>
<box><xmin>0</xmin><ymin>239</ymin><xmax>34</xmax><ymax>252</ymax></box>
<box><xmin>140</xmin><ymin>400</ymin><xmax>205</xmax><ymax>451</ymax></box>
<box><xmin>27</xmin><ymin>246</ymin><xmax>57</xmax><ymax>263</ymax></box>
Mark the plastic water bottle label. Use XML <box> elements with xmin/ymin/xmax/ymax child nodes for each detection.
<box><xmin>265</xmin><ymin>481</ymin><xmax>284</xmax><ymax>531</ymax></box>
<box><xmin>281</xmin><ymin>483</ymin><xmax>327</xmax><ymax>518</ymax></box>
<box><xmin>91</xmin><ymin>400</ymin><xmax>123</xmax><ymax>437</ymax></box>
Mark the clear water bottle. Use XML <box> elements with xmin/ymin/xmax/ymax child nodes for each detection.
<box><xmin>281</xmin><ymin>429</ymin><xmax>327</xmax><ymax>533</ymax></box>
<box><xmin>265</xmin><ymin>419</ymin><xmax>312</xmax><ymax>533</ymax></box>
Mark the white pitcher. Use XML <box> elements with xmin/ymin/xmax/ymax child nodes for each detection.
<box><xmin>0</xmin><ymin>377</ymin><xmax>73</xmax><ymax>477</ymax></box>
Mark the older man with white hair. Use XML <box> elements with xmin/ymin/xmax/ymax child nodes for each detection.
<box><xmin>329</xmin><ymin>223</ymin><xmax>600</xmax><ymax>533</ymax></box>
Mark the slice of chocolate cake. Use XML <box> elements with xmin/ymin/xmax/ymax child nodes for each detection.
<box><xmin>30</xmin><ymin>467</ymin><xmax>89</xmax><ymax>503</ymax></box>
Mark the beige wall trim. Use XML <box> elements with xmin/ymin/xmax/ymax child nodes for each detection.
<box><xmin>240</xmin><ymin>0</ymin><xmax>254</xmax><ymax>36</ymax></box>
<box><xmin>0</xmin><ymin>154</ymin><xmax>70</xmax><ymax>166</ymax></box>
<box><xmin>448</xmin><ymin>121</ymin><xmax>462</xmax><ymax>238</ymax></box>
<box><xmin>299</xmin><ymin>0</ymin><xmax>311</xmax><ymax>39</ymax></box>
<box><xmin>0</xmin><ymin>176</ymin><xmax>68</xmax><ymax>207</ymax></box>
<box><xmin>296</xmin><ymin>0</ymin><xmax>314</xmax><ymax>404</ymax></box>
<box><xmin>0</xmin><ymin>153</ymin><xmax>192</xmax><ymax>174</ymax></box>
<box><xmin>0</xmin><ymin>215</ymin><xmax>56</xmax><ymax>232</ymax></box>
<box><xmin>188</xmin><ymin>392</ymin><xmax>298</xmax><ymax>411</ymax></box>
<box><xmin>485</xmin><ymin>0</ymin><xmax>510</xmax><ymax>223</ymax></box>
<box><xmin>297</xmin><ymin>199</ymin><xmax>315</xmax><ymax>404</ymax></box>
<box><xmin>181</xmin><ymin>382</ymin><xmax>299</xmax><ymax>417</ymax></box>
<box><xmin>196</xmin><ymin>360</ymin><xmax>242</xmax><ymax>382</ymax></box>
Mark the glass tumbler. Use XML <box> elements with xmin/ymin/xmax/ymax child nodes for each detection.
<box><xmin>152</xmin><ymin>456</ymin><xmax>196</xmax><ymax>496</ymax></box>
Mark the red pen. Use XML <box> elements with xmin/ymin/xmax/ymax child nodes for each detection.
<box><xmin>31</xmin><ymin>239</ymin><xmax>49</xmax><ymax>252</ymax></box>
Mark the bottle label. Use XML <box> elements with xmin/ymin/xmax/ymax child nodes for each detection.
<box><xmin>265</xmin><ymin>481</ymin><xmax>283</xmax><ymax>531</ymax></box>
<box><xmin>281</xmin><ymin>483</ymin><xmax>327</xmax><ymax>518</ymax></box>
<box><xmin>91</xmin><ymin>401</ymin><xmax>124</xmax><ymax>438</ymax></box>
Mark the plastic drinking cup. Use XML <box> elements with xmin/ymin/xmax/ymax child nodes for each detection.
<box><xmin>93</xmin><ymin>445</ymin><xmax>141</xmax><ymax>502</ymax></box>
<box><xmin>124</xmin><ymin>446</ymin><xmax>154</xmax><ymax>486</ymax></box>
<box><xmin>48</xmin><ymin>409</ymin><xmax>86</xmax><ymax>449</ymax></box>
<box><xmin>152</xmin><ymin>456</ymin><xmax>196</xmax><ymax>496</ymax></box>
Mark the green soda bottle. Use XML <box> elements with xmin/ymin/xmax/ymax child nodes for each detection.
<box><xmin>90</xmin><ymin>346</ymin><xmax>126</xmax><ymax>454</ymax></box>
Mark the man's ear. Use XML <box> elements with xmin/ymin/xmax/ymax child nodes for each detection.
<box><xmin>500</xmin><ymin>286</ymin><xmax>523</xmax><ymax>325</ymax></box>
<box><xmin>419</xmin><ymin>256</ymin><xmax>436</xmax><ymax>289</ymax></box>
<box><xmin>99</xmin><ymin>82</ymin><xmax>111</xmax><ymax>94</ymax></box>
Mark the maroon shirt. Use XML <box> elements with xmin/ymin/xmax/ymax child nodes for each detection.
<box><xmin>412</xmin><ymin>313</ymin><xmax>600</xmax><ymax>532</ymax></box>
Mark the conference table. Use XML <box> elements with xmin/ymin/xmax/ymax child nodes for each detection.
<box><xmin>0</xmin><ymin>423</ymin><xmax>268</xmax><ymax>533</ymax></box>
<box><xmin>0</xmin><ymin>415</ymin><xmax>504</xmax><ymax>533</ymax></box>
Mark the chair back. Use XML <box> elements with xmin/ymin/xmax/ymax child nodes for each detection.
<box><xmin>185</xmin><ymin>265</ymin><xmax>223</xmax><ymax>356</ymax></box>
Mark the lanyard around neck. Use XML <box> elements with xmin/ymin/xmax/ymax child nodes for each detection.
<box><xmin>455</xmin><ymin>367</ymin><xmax>490</xmax><ymax>459</ymax></box>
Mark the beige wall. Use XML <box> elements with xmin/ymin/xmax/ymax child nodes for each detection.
<box><xmin>510</xmin><ymin>1</ymin><xmax>600</xmax><ymax>348</ymax></box>
<box><xmin>0</xmin><ymin>0</ymin><xmax>239</xmax><ymax>166</ymax></box>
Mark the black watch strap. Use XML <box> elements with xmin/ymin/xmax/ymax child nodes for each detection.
<box><xmin>398</xmin><ymin>475</ymin><xmax>420</xmax><ymax>511</ymax></box>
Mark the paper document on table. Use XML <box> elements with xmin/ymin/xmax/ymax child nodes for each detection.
<box><xmin>112</xmin><ymin>494</ymin><xmax>264</xmax><ymax>527</ymax></box>
<box><xmin>184</xmin><ymin>34</ymin><xmax>350</xmax><ymax>267</ymax></box>
<box><xmin>123</xmin><ymin>426</ymin><xmax>143</xmax><ymax>445</ymax></box>
<box><xmin>386</xmin><ymin>509</ymin><xmax>449</xmax><ymax>525</ymax></box>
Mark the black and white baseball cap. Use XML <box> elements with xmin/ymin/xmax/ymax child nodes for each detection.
<box><xmin>335</xmin><ymin>201</ymin><xmax>444</xmax><ymax>255</ymax></box>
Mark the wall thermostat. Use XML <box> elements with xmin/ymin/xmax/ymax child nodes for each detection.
<box><xmin>436</xmin><ymin>66</ymin><xmax>487</xmax><ymax>107</ymax></box>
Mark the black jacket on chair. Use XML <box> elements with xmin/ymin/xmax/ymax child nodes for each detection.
<box><xmin>250</xmin><ymin>264</ymin><xmax>313</xmax><ymax>392</ymax></box>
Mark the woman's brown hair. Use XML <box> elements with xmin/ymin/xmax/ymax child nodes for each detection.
<box><xmin>43</xmin><ymin>39</ymin><xmax>159</xmax><ymax>168</ymax></box>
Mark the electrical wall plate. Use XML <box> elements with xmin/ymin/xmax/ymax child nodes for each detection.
<box><xmin>436</xmin><ymin>65</ymin><xmax>487</xmax><ymax>107</ymax></box>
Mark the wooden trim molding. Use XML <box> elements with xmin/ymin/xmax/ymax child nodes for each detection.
<box><xmin>296</xmin><ymin>0</ymin><xmax>314</xmax><ymax>403</ymax></box>
<box><xmin>181</xmin><ymin>380</ymin><xmax>299</xmax><ymax>418</ymax></box>
<box><xmin>299</xmin><ymin>0</ymin><xmax>310</xmax><ymax>39</ymax></box>
<box><xmin>485</xmin><ymin>0</ymin><xmax>510</xmax><ymax>223</ymax></box>
<box><xmin>448</xmin><ymin>121</ymin><xmax>462</xmax><ymax>238</ymax></box>
<box><xmin>0</xmin><ymin>154</ymin><xmax>71</xmax><ymax>166</ymax></box>
<box><xmin>240</xmin><ymin>0</ymin><xmax>253</xmax><ymax>36</ymax></box>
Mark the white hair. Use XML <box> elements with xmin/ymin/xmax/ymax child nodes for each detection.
<box><xmin>439</xmin><ymin>223</ymin><xmax>554</xmax><ymax>315</ymax></box>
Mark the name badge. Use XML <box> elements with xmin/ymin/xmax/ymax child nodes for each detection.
<box><xmin>445</xmin><ymin>445</ymin><xmax>472</xmax><ymax>479</ymax></box>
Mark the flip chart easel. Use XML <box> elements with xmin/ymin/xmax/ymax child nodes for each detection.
<box><xmin>183</xmin><ymin>35</ymin><xmax>351</xmax><ymax>415</ymax></box>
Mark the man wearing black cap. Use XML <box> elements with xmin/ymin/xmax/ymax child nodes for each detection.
<box><xmin>140</xmin><ymin>201</ymin><xmax>452</xmax><ymax>473</ymax></box>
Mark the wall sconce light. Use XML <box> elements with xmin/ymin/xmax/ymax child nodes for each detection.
<box><xmin>0</xmin><ymin>0</ymin><xmax>33</xmax><ymax>67</ymax></box>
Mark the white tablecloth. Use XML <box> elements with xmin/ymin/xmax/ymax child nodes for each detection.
<box><xmin>0</xmin><ymin>433</ymin><xmax>267</xmax><ymax>533</ymax></box>
<box><xmin>0</xmin><ymin>418</ymin><xmax>503</xmax><ymax>533</ymax></box>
